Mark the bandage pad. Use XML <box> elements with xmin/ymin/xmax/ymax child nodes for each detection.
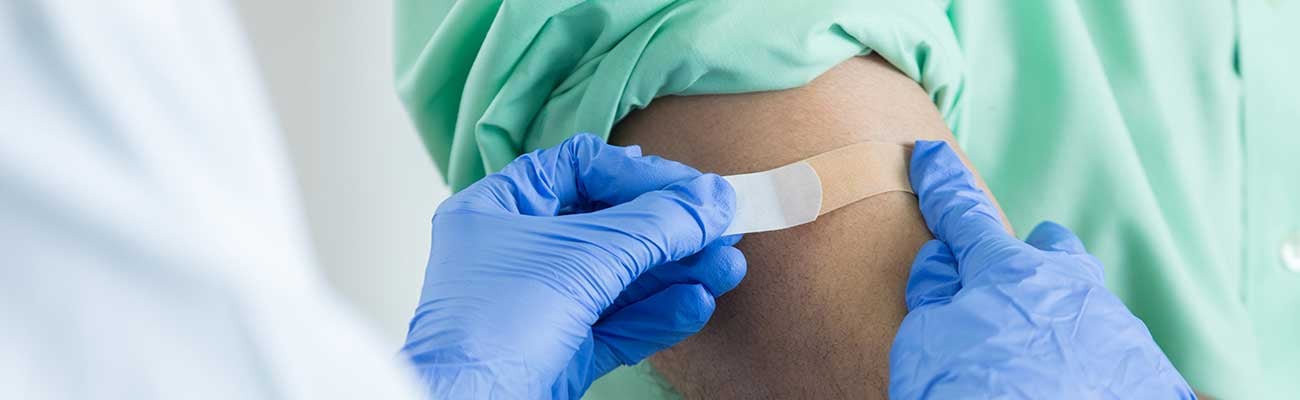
<box><xmin>722</xmin><ymin>142</ymin><xmax>913</xmax><ymax>236</ymax></box>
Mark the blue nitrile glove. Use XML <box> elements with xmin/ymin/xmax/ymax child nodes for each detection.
<box><xmin>890</xmin><ymin>140</ymin><xmax>1195</xmax><ymax>399</ymax></box>
<box><xmin>402</xmin><ymin>134</ymin><xmax>746</xmax><ymax>400</ymax></box>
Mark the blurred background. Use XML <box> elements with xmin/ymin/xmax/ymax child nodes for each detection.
<box><xmin>232</xmin><ymin>1</ymin><xmax>449</xmax><ymax>346</ymax></box>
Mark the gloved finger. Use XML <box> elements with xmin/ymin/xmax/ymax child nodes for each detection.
<box><xmin>453</xmin><ymin>134</ymin><xmax>705</xmax><ymax>216</ymax></box>
<box><xmin>904</xmin><ymin>240</ymin><xmax>961</xmax><ymax>311</ymax></box>
<box><xmin>601</xmin><ymin>244</ymin><xmax>747</xmax><ymax>319</ymax></box>
<box><xmin>568</xmin><ymin>173</ymin><xmax>736</xmax><ymax>284</ymax></box>
<box><xmin>718</xmin><ymin>234</ymin><xmax>743</xmax><ymax>247</ymax></box>
<box><xmin>1026</xmin><ymin>221</ymin><xmax>1106</xmax><ymax>283</ymax></box>
<box><xmin>910</xmin><ymin>140</ymin><xmax>1019</xmax><ymax>268</ymax></box>
<box><xmin>1025</xmin><ymin>221</ymin><xmax>1088</xmax><ymax>255</ymax></box>
<box><xmin>589</xmin><ymin>284</ymin><xmax>715</xmax><ymax>376</ymax></box>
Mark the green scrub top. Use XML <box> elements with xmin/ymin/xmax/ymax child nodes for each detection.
<box><xmin>395</xmin><ymin>1</ymin><xmax>1300</xmax><ymax>398</ymax></box>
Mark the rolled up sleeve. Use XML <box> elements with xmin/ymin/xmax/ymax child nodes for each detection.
<box><xmin>396</xmin><ymin>0</ymin><xmax>964</xmax><ymax>191</ymax></box>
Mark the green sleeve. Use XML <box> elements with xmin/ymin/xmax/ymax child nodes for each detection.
<box><xmin>394</xmin><ymin>0</ymin><xmax>964</xmax><ymax>191</ymax></box>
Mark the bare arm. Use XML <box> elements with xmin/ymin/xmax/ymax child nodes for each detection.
<box><xmin>610</xmin><ymin>55</ymin><xmax>1006</xmax><ymax>399</ymax></box>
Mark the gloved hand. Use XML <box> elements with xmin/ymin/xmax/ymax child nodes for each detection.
<box><xmin>890</xmin><ymin>140</ymin><xmax>1196</xmax><ymax>399</ymax></box>
<box><xmin>402</xmin><ymin>134</ymin><xmax>746</xmax><ymax>400</ymax></box>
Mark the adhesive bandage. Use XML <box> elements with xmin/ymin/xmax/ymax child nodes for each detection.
<box><xmin>721</xmin><ymin>142</ymin><xmax>913</xmax><ymax>236</ymax></box>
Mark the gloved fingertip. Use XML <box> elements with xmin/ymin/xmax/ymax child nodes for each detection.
<box><xmin>713</xmin><ymin>173</ymin><xmax>738</xmax><ymax>222</ymax></box>
<box><xmin>718</xmin><ymin>234</ymin><xmax>744</xmax><ymax>247</ymax></box>
<box><xmin>702</xmin><ymin>245</ymin><xmax>747</xmax><ymax>296</ymax></box>
<box><xmin>586</xmin><ymin>133</ymin><xmax>640</xmax><ymax>158</ymax></box>
<box><xmin>1077</xmin><ymin>254</ymin><xmax>1108</xmax><ymax>284</ymax></box>
<box><xmin>1025</xmin><ymin>221</ymin><xmax>1087</xmax><ymax>255</ymax></box>
<box><xmin>702</xmin><ymin>172</ymin><xmax>737</xmax><ymax>215</ymax></box>
<box><xmin>909</xmin><ymin>140</ymin><xmax>957</xmax><ymax>178</ymax></box>
<box><xmin>904</xmin><ymin>240</ymin><xmax>961</xmax><ymax>311</ymax></box>
<box><xmin>665</xmin><ymin>173</ymin><xmax>736</xmax><ymax>245</ymax></box>
<box><xmin>664</xmin><ymin>284</ymin><xmax>716</xmax><ymax>330</ymax></box>
<box><xmin>562</xmin><ymin>133</ymin><xmax>606</xmax><ymax>163</ymax></box>
<box><xmin>594</xmin><ymin>283</ymin><xmax>716</xmax><ymax>358</ymax></box>
<box><xmin>908</xmin><ymin>140</ymin><xmax>1012</xmax><ymax>266</ymax></box>
<box><xmin>570</xmin><ymin>132</ymin><xmax>605</xmax><ymax>146</ymax></box>
<box><xmin>909</xmin><ymin>140</ymin><xmax>986</xmax><ymax>225</ymax></box>
<box><xmin>912</xmin><ymin>139</ymin><xmax>946</xmax><ymax>153</ymax></box>
<box><xmin>624</xmin><ymin>144</ymin><xmax>643</xmax><ymax>157</ymax></box>
<box><xmin>612</xmin><ymin>244</ymin><xmax>746</xmax><ymax>308</ymax></box>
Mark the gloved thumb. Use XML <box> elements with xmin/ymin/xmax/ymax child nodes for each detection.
<box><xmin>568</xmin><ymin>173</ymin><xmax>735</xmax><ymax>284</ymax></box>
<box><xmin>904</xmin><ymin>240</ymin><xmax>961</xmax><ymax>311</ymax></box>
<box><xmin>1025</xmin><ymin>221</ymin><xmax>1105</xmax><ymax>284</ymax></box>
<box><xmin>1025</xmin><ymin>221</ymin><xmax>1087</xmax><ymax>255</ymax></box>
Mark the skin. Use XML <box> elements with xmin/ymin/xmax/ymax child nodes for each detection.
<box><xmin>610</xmin><ymin>55</ymin><xmax>1006</xmax><ymax>399</ymax></box>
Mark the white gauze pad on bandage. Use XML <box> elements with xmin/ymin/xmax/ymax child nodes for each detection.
<box><xmin>721</xmin><ymin>142</ymin><xmax>913</xmax><ymax>236</ymax></box>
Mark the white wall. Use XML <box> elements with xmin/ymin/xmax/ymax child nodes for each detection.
<box><xmin>232</xmin><ymin>1</ymin><xmax>449</xmax><ymax>346</ymax></box>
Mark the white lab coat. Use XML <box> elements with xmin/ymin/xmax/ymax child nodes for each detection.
<box><xmin>0</xmin><ymin>1</ymin><xmax>424</xmax><ymax>398</ymax></box>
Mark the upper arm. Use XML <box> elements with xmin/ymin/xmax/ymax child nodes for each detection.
<box><xmin>610</xmin><ymin>55</ymin><xmax>1003</xmax><ymax>399</ymax></box>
